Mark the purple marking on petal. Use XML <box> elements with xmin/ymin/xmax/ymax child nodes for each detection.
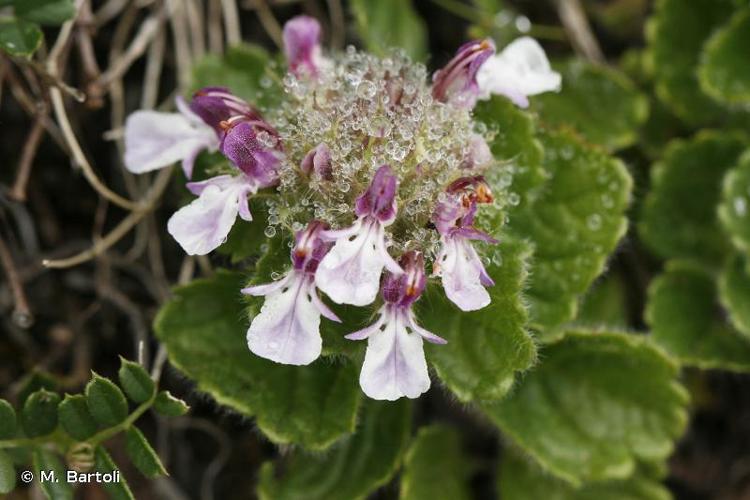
<box><xmin>356</xmin><ymin>306</ymin><xmax>431</xmax><ymax>400</ymax></box>
<box><xmin>355</xmin><ymin>165</ymin><xmax>398</xmax><ymax>223</ymax></box>
<box><xmin>283</xmin><ymin>16</ymin><xmax>323</xmax><ymax>77</ymax></box>
<box><xmin>432</xmin><ymin>39</ymin><xmax>495</xmax><ymax>109</ymax></box>
<box><xmin>189</xmin><ymin>87</ymin><xmax>258</xmax><ymax>132</ymax></box>
<box><xmin>291</xmin><ymin>220</ymin><xmax>331</xmax><ymax>273</ymax></box>
<box><xmin>246</xmin><ymin>272</ymin><xmax>323</xmax><ymax>365</ymax></box>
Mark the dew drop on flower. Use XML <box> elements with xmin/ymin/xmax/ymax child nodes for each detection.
<box><xmin>264</xmin><ymin>226</ymin><xmax>277</xmax><ymax>237</ymax></box>
<box><xmin>734</xmin><ymin>197</ymin><xmax>747</xmax><ymax>217</ymax></box>
<box><xmin>508</xmin><ymin>192</ymin><xmax>521</xmax><ymax>206</ymax></box>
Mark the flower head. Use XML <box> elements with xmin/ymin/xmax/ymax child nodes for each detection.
<box><xmin>346</xmin><ymin>251</ymin><xmax>446</xmax><ymax>400</ymax></box>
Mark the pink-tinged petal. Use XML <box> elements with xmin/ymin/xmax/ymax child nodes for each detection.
<box><xmin>437</xmin><ymin>236</ymin><xmax>491</xmax><ymax>311</ymax></box>
<box><xmin>462</xmin><ymin>134</ymin><xmax>492</xmax><ymax>169</ymax></box>
<box><xmin>432</xmin><ymin>39</ymin><xmax>495</xmax><ymax>109</ymax></box>
<box><xmin>375</xmin><ymin>224</ymin><xmax>404</xmax><ymax>275</ymax></box>
<box><xmin>246</xmin><ymin>273</ymin><xmax>322</xmax><ymax>365</ymax></box>
<box><xmin>283</xmin><ymin>15</ymin><xmax>324</xmax><ymax>77</ymax></box>
<box><xmin>355</xmin><ymin>165</ymin><xmax>398</xmax><ymax>223</ymax></box>
<box><xmin>241</xmin><ymin>273</ymin><xmax>292</xmax><ymax>296</ymax></box>
<box><xmin>124</xmin><ymin>110</ymin><xmax>218</xmax><ymax>176</ymax></box>
<box><xmin>406</xmin><ymin>310</ymin><xmax>447</xmax><ymax>345</ymax></box>
<box><xmin>358</xmin><ymin>308</ymin><xmax>431</xmax><ymax>400</ymax></box>
<box><xmin>185</xmin><ymin>175</ymin><xmax>236</xmax><ymax>195</ymax></box>
<box><xmin>167</xmin><ymin>176</ymin><xmax>251</xmax><ymax>255</ymax></box>
<box><xmin>237</xmin><ymin>194</ymin><xmax>253</xmax><ymax>222</ymax></box>
<box><xmin>311</xmin><ymin>291</ymin><xmax>341</xmax><ymax>322</ymax></box>
<box><xmin>315</xmin><ymin>219</ymin><xmax>394</xmax><ymax>306</ymax></box>
<box><xmin>477</xmin><ymin>37</ymin><xmax>561</xmax><ymax>108</ymax></box>
<box><xmin>344</xmin><ymin>311</ymin><xmax>385</xmax><ymax>341</ymax></box>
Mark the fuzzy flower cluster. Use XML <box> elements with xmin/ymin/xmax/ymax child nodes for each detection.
<box><xmin>123</xmin><ymin>16</ymin><xmax>560</xmax><ymax>400</ymax></box>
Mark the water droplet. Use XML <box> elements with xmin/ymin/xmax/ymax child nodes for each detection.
<box><xmin>271</xmin><ymin>271</ymin><xmax>281</xmax><ymax>280</ymax></box>
<box><xmin>508</xmin><ymin>192</ymin><xmax>521</xmax><ymax>206</ymax></box>
<box><xmin>515</xmin><ymin>15</ymin><xmax>531</xmax><ymax>33</ymax></box>
<box><xmin>264</xmin><ymin>226</ymin><xmax>277</xmax><ymax>237</ymax></box>
<box><xmin>586</xmin><ymin>214</ymin><xmax>602</xmax><ymax>230</ymax></box>
<box><xmin>600</xmin><ymin>194</ymin><xmax>614</xmax><ymax>209</ymax></box>
<box><xmin>357</xmin><ymin>81</ymin><xmax>377</xmax><ymax>99</ymax></box>
<box><xmin>734</xmin><ymin>197</ymin><xmax>747</xmax><ymax>217</ymax></box>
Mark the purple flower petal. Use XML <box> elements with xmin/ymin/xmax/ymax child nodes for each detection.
<box><xmin>246</xmin><ymin>272</ymin><xmax>323</xmax><ymax>366</ymax></box>
<box><xmin>355</xmin><ymin>165</ymin><xmax>398</xmax><ymax>223</ymax></box>
<box><xmin>432</xmin><ymin>39</ymin><xmax>495</xmax><ymax>109</ymax></box>
<box><xmin>300</xmin><ymin>143</ymin><xmax>332</xmax><ymax>180</ymax></box>
<box><xmin>283</xmin><ymin>16</ymin><xmax>324</xmax><ymax>77</ymax></box>
<box><xmin>220</xmin><ymin>121</ymin><xmax>281</xmax><ymax>186</ymax></box>
<box><xmin>357</xmin><ymin>306</ymin><xmax>431</xmax><ymax>400</ymax></box>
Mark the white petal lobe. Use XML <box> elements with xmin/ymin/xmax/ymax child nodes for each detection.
<box><xmin>246</xmin><ymin>273</ymin><xmax>323</xmax><ymax>366</ymax></box>
<box><xmin>439</xmin><ymin>237</ymin><xmax>491</xmax><ymax>311</ymax></box>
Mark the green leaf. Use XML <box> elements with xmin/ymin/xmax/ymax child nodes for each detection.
<box><xmin>719</xmin><ymin>253</ymin><xmax>750</xmax><ymax>340</ymax></box>
<box><xmin>153</xmin><ymin>391</ymin><xmax>190</xmax><ymax>417</ymax></box>
<box><xmin>511</xmin><ymin>129</ymin><xmax>632</xmax><ymax>332</ymax></box>
<box><xmin>498</xmin><ymin>452</ymin><xmax>671</xmax><ymax>500</ymax></box>
<box><xmin>33</xmin><ymin>448</ymin><xmax>73</xmax><ymax>500</ymax></box>
<box><xmin>118</xmin><ymin>358</ymin><xmax>155</xmax><ymax>404</ymax></box>
<box><xmin>534</xmin><ymin>59</ymin><xmax>649</xmax><ymax>151</ymax></box>
<box><xmin>400</xmin><ymin>425</ymin><xmax>471</xmax><ymax>500</ymax></box>
<box><xmin>640</xmin><ymin>132</ymin><xmax>746</xmax><ymax>264</ymax></box>
<box><xmin>125</xmin><ymin>427</ymin><xmax>167</xmax><ymax>478</ymax></box>
<box><xmin>350</xmin><ymin>0</ymin><xmax>427</xmax><ymax>61</ymax></box>
<box><xmin>699</xmin><ymin>8</ymin><xmax>750</xmax><ymax>106</ymax></box>
<box><xmin>719</xmin><ymin>150</ymin><xmax>750</xmax><ymax>255</ymax></box>
<box><xmin>21</xmin><ymin>389</ymin><xmax>60</xmax><ymax>438</ymax></box>
<box><xmin>0</xmin><ymin>400</ymin><xmax>16</xmax><ymax>439</ymax></box>
<box><xmin>85</xmin><ymin>374</ymin><xmax>129</xmax><ymax>427</ymax></box>
<box><xmin>94</xmin><ymin>446</ymin><xmax>135</xmax><ymax>500</ymax></box>
<box><xmin>15</xmin><ymin>0</ymin><xmax>76</xmax><ymax>25</ymax></box>
<box><xmin>258</xmin><ymin>399</ymin><xmax>412</xmax><ymax>500</ymax></box>
<box><xmin>647</xmin><ymin>0</ymin><xmax>735</xmax><ymax>124</ymax></box>
<box><xmin>646</xmin><ymin>261</ymin><xmax>750</xmax><ymax>371</ymax></box>
<box><xmin>0</xmin><ymin>451</ymin><xmax>15</xmax><ymax>495</ymax></box>
<box><xmin>474</xmin><ymin>96</ymin><xmax>546</xmax><ymax>215</ymax></box>
<box><xmin>577</xmin><ymin>274</ymin><xmax>629</xmax><ymax>328</ymax></box>
<box><xmin>155</xmin><ymin>270</ymin><xmax>361</xmax><ymax>449</ymax></box>
<box><xmin>216</xmin><ymin>199</ymin><xmax>269</xmax><ymax>263</ymax></box>
<box><xmin>481</xmin><ymin>330</ymin><xmax>689</xmax><ymax>486</ymax></box>
<box><xmin>191</xmin><ymin>44</ymin><xmax>280</xmax><ymax>111</ymax></box>
<box><xmin>16</xmin><ymin>371</ymin><xmax>57</xmax><ymax>407</ymax></box>
<box><xmin>58</xmin><ymin>394</ymin><xmax>100</xmax><ymax>441</ymax></box>
<box><xmin>0</xmin><ymin>18</ymin><xmax>42</xmax><ymax>57</ymax></box>
<box><xmin>419</xmin><ymin>237</ymin><xmax>536</xmax><ymax>401</ymax></box>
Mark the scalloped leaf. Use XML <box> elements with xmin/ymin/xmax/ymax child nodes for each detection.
<box><xmin>498</xmin><ymin>452</ymin><xmax>671</xmax><ymax>500</ymax></box>
<box><xmin>510</xmin><ymin>129</ymin><xmax>632</xmax><ymax>333</ymax></box>
<box><xmin>646</xmin><ymin>261</ymin><xmax>750</xmax><ymax>371</ymax></box>
<box><xmin>719</xmin><ymin>149</ymin><xmax>750</xmax><ymax>255</ymax></box>
<box><xmin>534</xmin><ymin>59</ymin><xmax>649</xmax><ymax>151</ymax></box>
<box><xmin>647</xmin><ymin>0</ymin><xmax>735</xmax><ymax>124</ymax></box>
<box><xmin>350</xmin><ymin>0</ymin><xmax>427</xmax><ymax>61</ymax></box>
<box><xmin>640</xmin><ymin>132</ymin><xmax>746</xmax><ymax>264</ymax></box>
<box><xmin>419</xmin><ymin>237</ymin><xmax>536</xmax><ymax>401</ymax></box>
<box><xmin>257</xmin><ymin>399</ymin><xmax>411</xmax><ymax>500</ymax></box>
<box><xmin>400</xmin><ymin>425</ymin><xmax>472</xmax><ymax>500</ymax></box>
<box><xmin>155</xmin><ymin>270</ymin><xmax>361</xmax><ymax>450</ymax></box>
<box><xmin>719</xmin><ymin>253</ymin><xmax>750</xmax><ymax>340</ymax></box>
<box><xmin>481</xmin><ymin>330</ymin><xmax>689</xmax><ymax>486</ymax></box>
<box><xmin>699</xmin><ymin>8</ymin><xmax>750</xmax><ymax>106</ymax></box>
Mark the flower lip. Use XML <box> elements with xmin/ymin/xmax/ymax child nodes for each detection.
<box><xmin>189</xmin><ymin>87</ymin><xmax>261</xmax><ymax>132</ymax></box>
<box><xmin>355</xmin><ymin>165</ymin><xmax>398</xmax><ymax>223</ymax></box>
